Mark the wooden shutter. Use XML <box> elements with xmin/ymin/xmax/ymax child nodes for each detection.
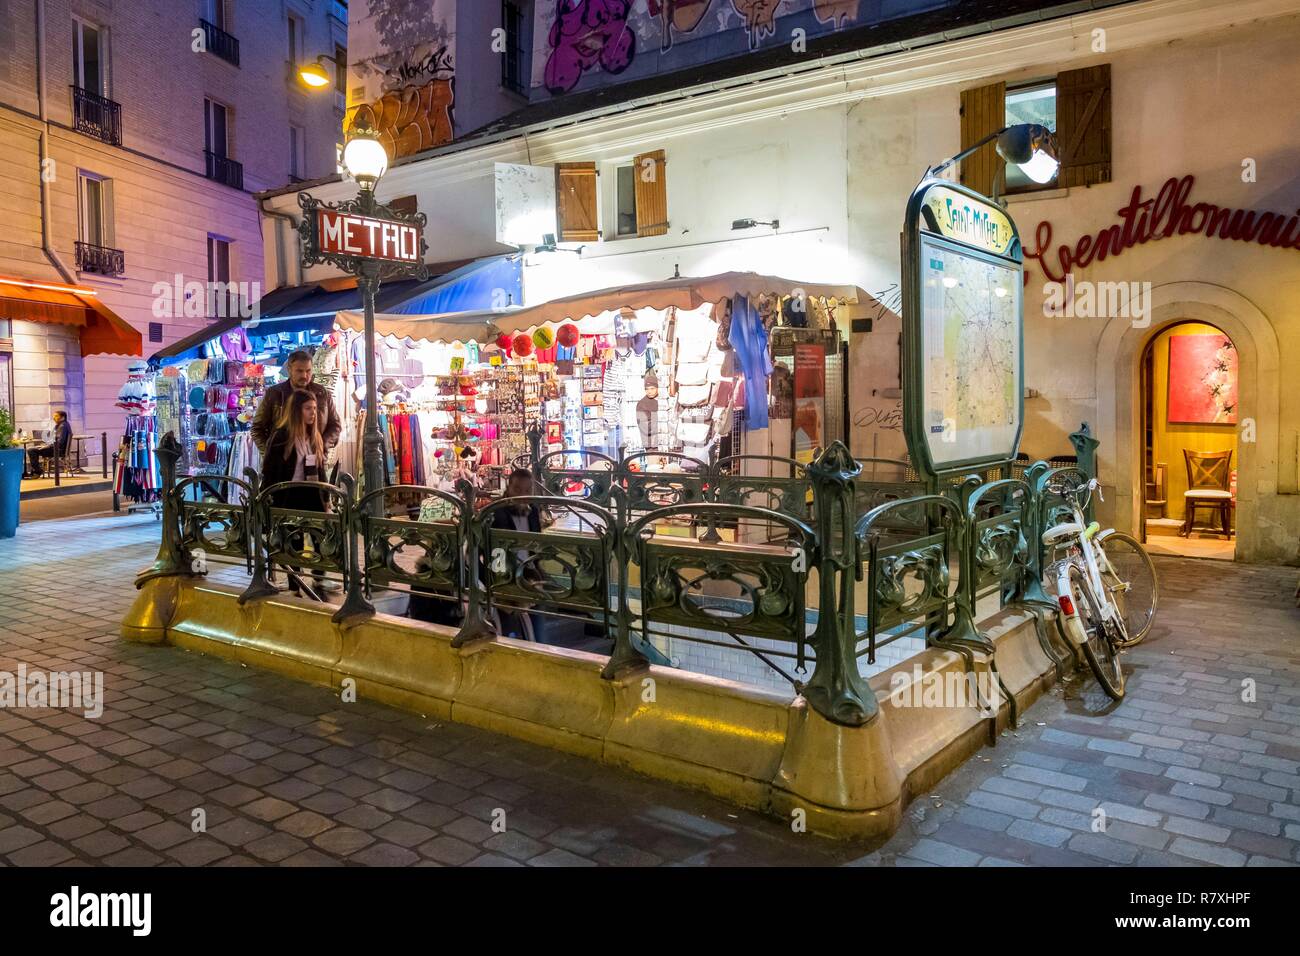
<box><xmin>959</xmin><ymin>81</ymin><xmax>1005</xmax><ymax>197</ymax></box>
<box><xmin>1056</xmin><ymin>64</ymin><xmax>1111</xmax><ymax>188</ymax></box>
<box><xmin>556</xmin><ymin>162</ymin><xmax>599</xmax><ymax>242</ymax></box>
<box><xmin>389</xmin><ymin>195</ymin><xmax>418</xmax><ymax>217</ymax></box>
<box><xmin>634</xmin><ymin>149</ymin><xmax>668</xmax><ymax>237</ymax></box>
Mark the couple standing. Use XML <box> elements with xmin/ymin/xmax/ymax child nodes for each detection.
<box><xmin>251</xmin><ymin>350</ymin><xmax>341</xmax><ymax>593</ymax></box>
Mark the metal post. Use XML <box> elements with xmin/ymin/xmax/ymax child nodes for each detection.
<box><xmin>136</xmin><ymin>432</ymin><xmax>187</xmax><ymax>583</ymax></box>
<box><xmin>802</xmin><ymin>442</ymin><xmax>875</xmax><ymax>726</ymax></box>
<box><xmin>101</xmin><ymin>432</ymin><xmax>108</xmax><ymax>478</ymax></box>
<box><xmin>358</xmin><ymin>265</ymin><xmax>385</xmax><ymax>514</ymax></box>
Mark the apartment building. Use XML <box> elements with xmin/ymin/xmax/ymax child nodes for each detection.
<box><xmin>0</xmin><ymin>0</ymin><xmax>349</xmax><ymax>457</ymax></box>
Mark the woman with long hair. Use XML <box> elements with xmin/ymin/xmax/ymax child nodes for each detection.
<box><xmin>260</xmin><ymin>388</ymin><xmax>331</xmax><ymax>594</ymax></box>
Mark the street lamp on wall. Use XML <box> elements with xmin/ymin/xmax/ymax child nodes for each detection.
<box><xmin>297</xmin><ymin>55</ymin><xmax>333</xmax><ymax>89</ymax></box>
<box><xmin>927</xmin><ymin>123</ymin><xmax>1060</xmax><ymax>198</ymax></box>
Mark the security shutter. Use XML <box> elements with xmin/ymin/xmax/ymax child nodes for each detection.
<box><xmin>1056</xmin><ymin>64</ymin><xmax>1112</xmax><ymax>188</ymax></box>
<box><xmin>556</xmin><ymin>162</ymin><xmax>599</xmax><ymax>242</ymax></box>
<box><xmin>633</xmin><ymin>149</ymin><xmax>668</xmax><ymax>237</ymax></box>
<box><xmin>959</xmin><ymin>81</ymin><xmax>1006</xmax><ymax>197</ymax></box>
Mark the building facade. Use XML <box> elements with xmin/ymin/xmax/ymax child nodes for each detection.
<box><xmin>0</xmin><ymin>0</ymin><xmax>347</xmax><ymax>458</ymax></box>
<box><xmin>263</xmin><ymin>0</ymin><xmax>1300</xmax><ymax>565</ymax></box>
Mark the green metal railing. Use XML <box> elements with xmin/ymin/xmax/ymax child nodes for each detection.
<box><xmin>137</xmin><ymin>427</ymin><xmax>1098</xmax><ymax>730</ymax></box>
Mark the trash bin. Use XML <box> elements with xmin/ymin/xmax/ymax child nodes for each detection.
<box><xmin>0</xmin><ymin>447</ymin><xmax>23</xmax><ymax>538</ymax></box>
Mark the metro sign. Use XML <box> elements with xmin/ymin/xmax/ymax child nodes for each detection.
<box><xmin>317</xmin><ymin>209</ymin><xmax>422</xmax><ymax>263</ymax></box>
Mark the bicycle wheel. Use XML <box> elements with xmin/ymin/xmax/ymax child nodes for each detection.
<box><xmin>1099</xmin><ymin>531</ymin><xmax>1158</xmax><ymax>647</ymax></box>
<box><xmin>1067</xmin><ymin>564</ymin><xmax>1126</xmax><ymax>700</ymax></box>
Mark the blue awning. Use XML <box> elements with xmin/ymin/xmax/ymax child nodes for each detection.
<box><xmin>148</xmin><ymin>254</ymin><xmax>522</xmax><ymax>365</ymax></box>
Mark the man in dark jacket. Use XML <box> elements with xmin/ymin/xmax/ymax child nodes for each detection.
<box><xmin>251</xmin><ymin>350</ymin><xmax>341</xmax><ymax>455</ymax></box>
<box><xmin>27</xmin><ymin>410</ymin><xmax>73</xmax><ymax>477</ymax></box>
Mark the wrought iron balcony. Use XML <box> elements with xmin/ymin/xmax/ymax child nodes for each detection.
<box><xmin>71</xmin><ymin>86</ymin><xmax>122</xmax><ymax>146</ymax></box>
<box><xmin>200</xmin><ymin>19</ymin><xmax>240</xmax><ymax>67</ymax></box>
<box><xmin>75</xmin><ymin>240</ymin><xmax>125</xmax><ymax>277</ymax></box>
<box><xmin>204</xmin><ymin>150</ymin><xmax>244</xmax><ymax>190</ymax></box>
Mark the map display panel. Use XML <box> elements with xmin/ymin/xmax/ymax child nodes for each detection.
<box><xmin>919</xmin><ymin>234</ymin><xmax>1022</xmax><ymax>469</ymax></box>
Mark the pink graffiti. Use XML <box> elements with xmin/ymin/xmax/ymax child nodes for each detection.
<box><xmin>544</xmin><ymin>0</ymin><xmax>638</xmax><ymax>95</ymax></box>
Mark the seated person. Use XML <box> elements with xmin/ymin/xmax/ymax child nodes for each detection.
<box><xmin>26</xmin><ymin>411</ymin><xmax>73</xmax><ymax>478</ymax></box>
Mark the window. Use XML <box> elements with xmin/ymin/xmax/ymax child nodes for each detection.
<box><xmin>1004</xmin><ymin>81</ymin><xmax>1057</xmax><ymax>192</ymax></box>
<box><xmin>501</xmin><ymin>1</ymin><xmax>528</xmax><ymax>95</ymax></box>
<box><xmin>610</xmin><ymin>150</ymin><xmax>668</xmax><ymax>239</ymax></box>
<box><xmin>204</xmin><ymin>98</ymin><xmax>230</xmax><ymax>158</ymax></box>
<box><xmin>208</xmin><ymin>236</ymin><xmax>231</xmax><ymax>285</ymax></box>
<box><xmin>287</xmin><ymin>13</ymin><xmax>303</xmax><ymax>67</ymax></box>
<box><xmin>208</xmin><ymin>236</ymin><xmax>234</xmax><ymax>318</ymax></box>
<box><xmin>614</xmin><ymin>164</ymin><xmax>637</xmax><ymax>237</ymax></box>
<box><xmin>960</xmin><ymin>65</ymin><xmax>1111</xmax><ymax>195</ymax></box>
<box><xmin>77</xmin><ymin>172</ymin><xmax>111</xmax><ymax>247</ymax></box>
<box><xmin>148</xmin><ymin>322</ymin><xmax>163</xmax><ymax>343</ymax></box>
<box><xmin>334</xmin><ymin>44</ymin><xmax>347</xmax><ymax>95</ymax></box>
<box><xmin>72</xmin><ymin>18</ymin><xmax>106</xmax><ymax>95</ymax></box>
<box><xmin>290</xmin><ymin>124</ymin><xmax>305</xmax><ymax>179</ymax></box>
<box><xmin>203</xmin><ymin>0</ymin><xmax>228</xmax><ymax>32</ymax></box>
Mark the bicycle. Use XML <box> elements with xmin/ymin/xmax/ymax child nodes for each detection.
<box><xmin>1042</xmin><ymin>477</ymin><xmax>1159</xmax><ymax>700</ymax></box>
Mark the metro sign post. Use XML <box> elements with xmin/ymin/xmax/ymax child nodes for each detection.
<box><xmin>298</xmin><ymin>188</ymin><xmax>428</xmax><ymax>518</ymax></box>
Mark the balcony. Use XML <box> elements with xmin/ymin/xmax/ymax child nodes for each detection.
<box><xmin>204</xmin><ymin>151</ymin><xmax>244</xmax><ymax>190</ymax></box>
<box><xmin>199</xmin><ymin>19</ymin><xmax>240</xmax><ymax>67</ymax></box>
<box><xmin>71</xmin><ymin>86</ymin><xmax>122</xmax><ymax>146</ymax></box>
<box><xmin>75</xmin><ymin>241</ymin><xmax>125</xmax><ymax>277</ymax></box>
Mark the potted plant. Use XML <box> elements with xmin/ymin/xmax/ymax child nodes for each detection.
<box><xmin>0</xmin><ymin>406</ymin><xmax>22</xmax><ymax>538</ymax></box>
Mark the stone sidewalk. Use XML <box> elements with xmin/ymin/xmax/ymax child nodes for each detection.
<box><xmin>0</xmin><ymin>512</ymin><xmax>1297</xmax><ymax>866</ymax></box>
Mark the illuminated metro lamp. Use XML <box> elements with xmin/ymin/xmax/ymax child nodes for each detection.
<box><xmin>341</xmin><ymin>128</ymin><xmax>389</xmax><ymax>193</ymax></box>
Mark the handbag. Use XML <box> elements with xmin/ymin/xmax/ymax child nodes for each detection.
<box><xmin>676</xmin><ymin>383</ymin><xmax>713</xmax><ymax>408</ymax></box>
<box><xmin>673</xmin><ymin>361</ymin><xmax>710</xmax><ymax>387</ymax></box>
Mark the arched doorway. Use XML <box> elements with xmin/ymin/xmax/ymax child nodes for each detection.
<box><xmin>1138</xmin><ymin>321</ymin><xmax>1238</xmax><ymax>560</ymax></box>
<box><xmin>1094</xmin><ymin>282</ymin><xmax>1282</xmax><ymax>566</ymax></box>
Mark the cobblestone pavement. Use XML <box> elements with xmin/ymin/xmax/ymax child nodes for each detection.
<box><xmin>1</xmin><ymin>512</ymin><xmax>1297</xmax><ymax>867</ymax></box>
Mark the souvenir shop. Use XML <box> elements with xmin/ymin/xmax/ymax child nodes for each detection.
<box><xmin>119</xmin><ymin>271</ymin><xmax>881</xmax><ymax>503</ymax></box>
<box><xmin>334</xmin><ymin>271</ymin><xmax>881</xmax><ymax>487</ymax></box>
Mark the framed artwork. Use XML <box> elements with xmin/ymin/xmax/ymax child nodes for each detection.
<box><xmin>1168</xmin><ymin>334</ymin><xmax>1237</xmax><ymax>424</ymax></box>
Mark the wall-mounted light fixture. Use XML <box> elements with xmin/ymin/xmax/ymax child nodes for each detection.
<box><xmin>731</xmin><ymin>218</ymin><xmax>780</xmax><ymax>231</ymax></box>
<box><xmin>297</xmin><ymin>55</ymin><xmax>334</xmax><ymax>89</ymax></box>
<box><xmin>534</xmin><ymin>234</ymin><xmax>584</xmax><ymax>255</ymax></box>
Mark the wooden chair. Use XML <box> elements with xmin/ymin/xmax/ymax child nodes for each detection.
<box><xmin>1182</xmin><ymin>449</ymin><xmax>1233</xmax><ymax>538</ymax></box>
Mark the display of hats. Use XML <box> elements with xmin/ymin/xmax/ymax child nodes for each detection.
<box><xmin>557</xmin><ymin>323</ymin><xmax>580</xmax><ymax>348</ymax></box>
<box><xmin>532</xmin><ymin>325</ymin><xmax>555</xmax><ymax>349</ymax></box>
<box><xmin>188</xmin><ymin>385</ymin><xmax>207</xmax><ymax>410</ymax></box>
<box><xmin>512</xmin><ymin>333</ymin><xmax>534</xmax><ymax>356</ymax></box>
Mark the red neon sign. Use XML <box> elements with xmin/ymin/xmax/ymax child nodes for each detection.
<box><xmin>1024</xmin><ymin>175</ymin><xmax>1300</xmax><ymax>284</ymax></box>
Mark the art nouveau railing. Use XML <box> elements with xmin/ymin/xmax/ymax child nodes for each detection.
<box><xmin>140</xmin><ymin>428</ymin><xmax>1099</xmax><ymax>729</ymax></box>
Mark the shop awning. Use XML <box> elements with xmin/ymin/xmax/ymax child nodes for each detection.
<box><xmin>333</xmin><ymin>307</ymin><xmax>525</xmax><ymax>343</ymax></box>
<box><xmin>0</xmin><ymin>276</ymin><xmax>141</xmax><ymax>357</ymax></box>
<box><xmin>335</xmin><ymin>271</ymin><xmax>884</xmax><ymax>344</ymax></box>
<box><xmin>149</xmin><ymin>254</ymin><xmax>522</xmax><ymax>364</ymax></box>
<box><xmin>496</xmin><ymin>272</ymin><xmax>871</xmax><ymax>326</ymax></box>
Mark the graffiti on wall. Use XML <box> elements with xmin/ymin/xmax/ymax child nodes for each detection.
<box><xmin>544</xmin><ymin>1</ymin><xmax>638</xmax><ymax>96</ymax></box>
<box><xmin>348</xmin><ymin>0</ymin><xmax>457</xmax><ymax>156</ymax></box>
<box><xmin>347</xmin><ymin>76</ymin><xmax>455</xmax><ymax>160</ymax></box>
<box><xmin>543</xmin><ymin>0</ymin><xmax>900</xmax><ymax>95</ymax></box>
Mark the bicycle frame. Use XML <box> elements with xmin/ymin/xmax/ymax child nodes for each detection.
<box><xmin>1044</xmin><ymin>480</ymin><xmax>1126</xmax><ymax>645</ymax></box>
